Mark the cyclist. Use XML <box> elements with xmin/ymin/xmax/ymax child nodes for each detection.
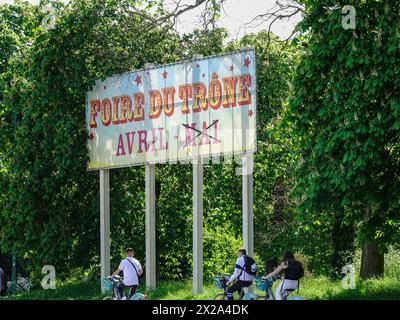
<box><xmin>262</xmin><ymin>251</ymin><xmax>304</xmax><ymax>300</ymax></box>
<box><xmin>226</xmin><ymin>248</ymin><xmax>254</xmax><ymax>300</ymax></box>
<box><xmin>111</xmin><ymin>247</ymin><xmax>143</xmax><ymax>300</ymax></box>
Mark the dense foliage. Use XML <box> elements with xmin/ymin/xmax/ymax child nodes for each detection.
<box><xmin>288</xmin><ymin>0</ymin><xmax>400</xmax><ymax>277</ymax></box>
<box><xmin>1</xmin><ymin>0</ymin><xmax>399</xmax><ymax>286</ymax></box>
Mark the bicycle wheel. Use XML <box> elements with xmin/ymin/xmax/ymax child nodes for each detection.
<box><xmin>214</xmin><ymin>293</ymin><xmax>228</xmax><ymax>300</ymax></box>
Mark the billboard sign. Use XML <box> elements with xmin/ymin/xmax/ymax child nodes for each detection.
<box><xmin>86</xmin><ymin>48</ymin><xmax>256</xmax><ymax>170</ymax></box>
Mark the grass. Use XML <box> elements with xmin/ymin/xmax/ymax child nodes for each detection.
<box><xmin>0</xmin><ymin>280</ymin><xmax>104</xmax><ymax>300</ymax></box>
<box><xmin>151</xmin><ymin>276</ymin><xmax>400</xmax><ymax>300</ymax></box>
<box><xmin>2</xmin><ymin>248</ymin><xmax>400</xmax><ymax>300</ymax></box>
<box><xmin>1</xmin><ymin>275</ymin><xmax>399</xmax><ymax>300</ymax></box>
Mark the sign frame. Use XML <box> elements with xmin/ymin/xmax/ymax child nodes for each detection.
<box><xmin>85</xmin><ymin>48</ymin><xmax>257</xmax><ymax>171</ymax></box>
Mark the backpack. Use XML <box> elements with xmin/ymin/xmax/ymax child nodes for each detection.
<box><xmin>285</xmin><ymin>260</ymin><xmax>304</xmax><ymax>280</ymax></box>
<box><xmin>243</xmin><ymin>255</ymin><xmax>257</xmax><ymax>276</ymax></box>
<box><xmin>125</xmin><ymin>258</ymin><xmax>141</xmax><ymax>283</ymax></box>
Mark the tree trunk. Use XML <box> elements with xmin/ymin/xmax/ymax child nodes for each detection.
<box><xmin>263</xmin><ymin>177</ymin><xmax>286</xmax><ymax>271</ymax></box>
<box><xmin>360</xmin><ymin>205</ymin><xmax>384</xmax><ymax>279</ymax></box>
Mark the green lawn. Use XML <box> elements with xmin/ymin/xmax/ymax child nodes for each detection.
<box><xmin>2</xmin><ymin>275</ymin><xmax>399</xmax><ymax>300</ymax></box>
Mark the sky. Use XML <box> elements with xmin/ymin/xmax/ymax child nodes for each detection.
<box><xmin>0</xmin><ymin>0</ymin><xmax>302</xmax><ymax>40</ymax></box>
<box><xmin>164</xmin><ymin>0</ymin><xmax>302</xmax><ymax>41</ymax></box>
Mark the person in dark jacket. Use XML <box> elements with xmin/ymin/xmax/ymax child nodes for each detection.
<box><xmin>262</xmin><ymin>251</ymin><xmax>303</xmax><ymax>300</ymax></box>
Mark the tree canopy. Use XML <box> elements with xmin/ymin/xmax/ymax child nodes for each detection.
<box><xmin>1</xmin><ymin>0</ymin><xmax>399</xmax><ymax>283</ymax></box>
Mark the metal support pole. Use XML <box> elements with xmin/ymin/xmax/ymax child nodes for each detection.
<box><xmin>242</xmin><ymin>153</ymin><xmax>254</xmax><ymax>292</ymax></box>
<box><xmin>191</xmin><ymin>53</ymin><xmax>204</xmax><ymax>295</ymax></box>
<box><xmin>100</xmin><ymin>169</ymin><xmax>110</xmax><ymax>294</ymax></box>
<box><xmin>192</xmin><ymin>160</ymin><xmax>204</xmax><ymax>294</ymax></box>
<box><xmin>145</xmin><ymin>164</ymin><xmax>156</xmax><ymax>290</ymax></box>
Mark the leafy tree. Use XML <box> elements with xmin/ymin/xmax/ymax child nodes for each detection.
<box><xmin>0</xmin><ymin>0</ymin><xmax>184</xmax><ymax>275</ymax></box>
<box><xmin>226</xmin><ymin>32</ymin><xmax>302</xmax><ymax>267</ymax></box>
<box><xmin>288</xmin><ymin>0</ymin><xmax>400</xmax><ymax>278</ymax></box>
<box><xmin>0</xmin><ymin>0</ymin><xmax>237</xmax><ymax>281</ymax></box>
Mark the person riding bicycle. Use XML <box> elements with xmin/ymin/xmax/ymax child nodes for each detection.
<box><xmin>111</xmin><ymin>247</ymin><xmax>143</xmax><ymax>300</ymax></box>
<box><xmin>262</xmin><ymin>251</ymin><xmax>304</xmax><ymax>300</ymax></box>
<box><xmin>225</xmin><ymin>248</ymin><xmax>254</xmax><ymax>300</ymax></box>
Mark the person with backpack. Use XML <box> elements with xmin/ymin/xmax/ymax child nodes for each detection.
<box><xmin>225</xmin><ymin>248</ymin><xmax>257</xmax><ymax>300</ymax></box>
<box><xmin>262</xmin><ymin>251</ymin><xmax>304</xmax><ymax>300</ymax></box>
<box><xmin>111</xmin><ymin>247</ymin><xmax>143</xmax><ymax>300</ymax></box>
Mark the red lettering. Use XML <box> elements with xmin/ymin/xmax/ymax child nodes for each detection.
<box><xmin>116</xmin><ymin>133</ymin><xmax>126</xmax><ymax>156</ymax></box>
<box><xmin>158</xmin><ymin>127</ymin><xmax>168</xmax><ymax>151</ymax></box>
<box><xmin>138</xmin><ymin>130</ymin><xmax>148</xmax><ymax>153</ymax></box>
<box><xmin>222</xmin><ymin>76</ymin><xmax>238</xmax><ymax>108</ymax></box>
<box><xmin>90</xmin><ymin>99</ymin><xmax>100</xmax><ymax>128</ymax></box>
<box><xmin>179</xmin><ymin>84</ymin><xmax>192</xmax><ymax>114</ymax></box>
<box><xmin>126</xmin><ymin>131</ymin><xmax>136</xmax><ymax>154</ymax></box>
<box><xmin>149</xmin><ymin>90</ymin><xmax>163</xmax><ymax>119</ymax></box>
<box><xmin>199</xmin><ymin>121</ymin><xmax>211</xmax><ymax>145</ymax></box>
<box><xmin>238</xmin><ymin>74</ymin><xmax>252</xmax><ymax>106</ymax></box>
<box><xmin>100</xmin><ymin>98</ymin><xmax>112</xmax><ymax>126</ymax></box>
<box><xmin>184</xmin><ymin>123</ymin><xmax>197</xmax><ymax>147</ymax></box>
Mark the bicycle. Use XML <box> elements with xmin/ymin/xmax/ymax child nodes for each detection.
<box><xmin>254</xmin><ymin>275</ymin><xmax>304</xmax><ymax>300</ymax></box>
<box><xmin>213</xmin><ymin>275</ymin><xmax>257</xmax><ymax>300</ymax></box>
<box><xmin>102</xmin><ymin>276</ymin><xmax>146</xmax><ymax>300</ymax></box>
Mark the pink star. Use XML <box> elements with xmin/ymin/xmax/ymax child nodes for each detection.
<box><xmin>162</xmin><ymin>70</ymin><xmax>168</xmax><ymax>79</ymax></box>
<box><xmin>244</xmin><ymin>57</ymin><xmax>251</xmax><ymax>68</ymax></box>
<box><xmin>248</xmin><ymin>109</ymin><xmax>254</xmax><ymax>117</ymax></box>
<box><xmin>229</xmin><ymin>65</ymin><xmax>234</xmax><ymax>71</ymax></box>
<box><xmin>134</xmin><ymin>74</ymin><xmax>142</xmax><ymax>86</ymax></box>
<box><xmin>89</xmin><ymin>132</ymin><xmax>95</xmax><ymax>140</ymax></box>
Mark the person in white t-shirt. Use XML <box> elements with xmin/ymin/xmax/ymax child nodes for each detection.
<box><xmin>111</xmin><ymin>247</ymin><xmax>143</xmax><ymax>299</ymax></box>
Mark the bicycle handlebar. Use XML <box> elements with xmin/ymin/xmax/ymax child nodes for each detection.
<box><xmin>260</xmin><ymin>274</ymin><xmax>281</xmax><ymax>282</ymax></box>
